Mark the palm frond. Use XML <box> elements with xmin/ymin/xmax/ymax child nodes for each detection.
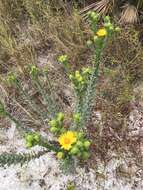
<box><xmin>80</xmin><ymin>0</ymin><xmax>115</xmax><ymax>15</ymax></box>
<box><xmin>79</xmin><ymin>0</ymin><xmax>142</xmax><ymax>24</ymax></box>
<box><xmin>120</xmin><ymin>4</ymin><xmax>138</xmax><ymax>24</ymax></box>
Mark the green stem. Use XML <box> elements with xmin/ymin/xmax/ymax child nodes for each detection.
<box><xmin>34</xmin><ymin>76</ymin><xmax>57</xmax><ymax>118</ymax></box>
<box><xmin>46</xmin><ymin>74</ymin><xmax>59</xmax><ymax>112</ymax></box>
<box><xmin>81</xmin><ymin>49</ymin><xmax>102</xmax><ymax>127</ymax></box>
<box><xmin>5</xmin><ymin>111</ymin><xmax>31</xmax><ymax>133</ymax></box>
<box><xmin>72</xmin><ymin>91</ymin><xmax>85</xmax><ymax>129</ymax></box>
<box><xmin>16</xmin><ymin>81</ymin><xmax>46</xmax><ymax>121</ymax></box>
<box><xmin>39</xmin><ymin>140</ymin><xmax>59</xmax><ymax>152</ymax></box>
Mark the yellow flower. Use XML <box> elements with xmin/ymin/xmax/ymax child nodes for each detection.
<box><xmin>58</xmin><ymin>131</ymin><xmax>77</xmax><ymax>150</ymax></box>
<box><xmin>96</xmin><ymin>28</ymin><xmax>107</xmax><ymax>37</ymax></box>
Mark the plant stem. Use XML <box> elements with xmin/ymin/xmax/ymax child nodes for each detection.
<box><xmin>34</xmin><ymin>76</ymin><xmax>57</xmax><ymax>118</ymax></box>
<box><xmin>45</xmin><ymin>73</ymin><xmax>59</xmax><ymax>112</ymax></box>
<box><xmin>16</xmin><ymin>81</ymin><xmax>46</xmax><ymax>121</ymax></box>
<box><xmin>39</xmin><ymin>140</ymin><xmax>59</xmax><ymax>152</ymax></box>
<box><xmin>81</xmin><ymin>49</ymin><xmax>101</xmax><ymax>127</ymax></box>
<box><xmin>5</xmin><ymin>111</ymin><xmax>31</xmax><ymax>133</ymax></box>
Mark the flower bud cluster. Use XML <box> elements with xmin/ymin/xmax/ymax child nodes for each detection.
<box><xmin>58</xmin><ymin>55</ymin><xmax>69</xmax><ymax>70</ymax></box>
<box><xmin>49</xmin><ymin>112</ymin><xmax>65</xmax><ymax>135</ymax></box>
<box><xmin>7</xmin><ymin>72</ymin><xmax>18</xmax><ymax>85</ymax></box>
<box><xmin>57</xmin><ymin>131</ymin><xmax>91</xmax><ymax>160</ymax></box>
<box><xmin>87</xmin><ymin>11</ymin><xmax>99</xmax><ymax>33</ymax></box>
<box><xmin>87</xmin><ymin>12</ymin><xmax>120</xmax><ymax>50</ymax></box>
<box><xmin>69</xmin><ymin>67</ymin><xmax>92</xmax><ymax>93</ymax></box>
<box><xmin>69</xmin><ymin>133</ymin><xmax>91</xmax><ymax>160</ymax></box>
<box><xmin>25</xmin><ymin>133</ymin><xmax>41</xmax><ymax>148</ymax></box>
<box><xmin>29</xmin><ymin>65</ymin><xmax>39</xmax><ymax>78</ymax></box>
<box><xmin>104</xmin><ymin>16</ymin><xmax>121</xmax><ymax>36</ymax></box>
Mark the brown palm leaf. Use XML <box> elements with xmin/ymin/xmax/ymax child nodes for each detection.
<box><xmin>120</xmin><ymin>3</ymin><xmax>138</xmax><ymax>24</ymax></box>
<box><xmin>80</xmin><ymin>0</ymin><xmax>115</xmax><ymax>15</ymax></box>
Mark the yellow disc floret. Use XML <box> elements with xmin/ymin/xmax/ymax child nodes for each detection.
<box><xmin>58</xmin><ymin>131</ymin><xmax>77</xmax><ymax>150</ymax></box>
<box><xmin>96</xmin><ymin>28</ymin><xmax>107</xmax><ymax>37</ymax></box>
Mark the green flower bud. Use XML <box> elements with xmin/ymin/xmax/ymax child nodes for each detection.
<box><xmin>34</xmin><ymin>134</ymin><xmax>40</xmax><ymax>142</ymax></box>
<box><xmin>109</xmin><ymin>26</ymin><xmax>114</xmax><ymax>31</ymax></box>
<box><xmin>49</xmin><ymin>119</ymin><xmax>57</xmax><ymax>128</ymax></box>
<box><xmin>92</xmin><ymin>14</ymin><xmax>98</xmax><ymax>22</ymax></box>
<box><xmin>81</xmin><ymin>80</ymin><xmax>85</xmax><ymax>85</ymax></box>
<box><xmin>70</xmin><ymin>147</ymin><xmax>79</xmax><ymax>155</ymax></box>
<box><xmin>90</xmin><ymin>12</ymin><xmax>96</xmax><ymax>19</ymax></box>
<box><xmin>78</xmin><ymin>132</ymin><xmax>84</xmax><ymax>139</ymax></box>
<box><xmin>83</xmin><ymin>141</ymin><xmax>91</xmax><ymax>149</ymax></box>
<box><xmin>29</xmin><ymin>65</ymin><xmax>39</xmax><ymax>77</ymax></box>
<box><xmin>75</xmin><ymin>71</ymin><xmax>80</xmax><ymax>77</ymax></box>
<box><xmin>75</xmin><ymin>71</ymin><xmax>83</xmax><ymax>82</ymax></box>
<box><xmin>69</xmin><ymin>74</ymin><xmax>74</xmax><ymax>81</ymax></box>
<box><xmin>76</xmin><ymin>141</ymin><xmax>83</xmax><ymax>148</ymax></box>
<box><xmin>7</xmin><ymin>72</ymin><xmax>18</xmax><ymax>85</ymax></box>
<box><xmin>58</xmin><ymin>55</ymin><xmax>68</xmax><ymax>63</ymax></box>
<box><xmin>57</xmin><ymin>112</ymin><xmax>64</xmax><ymax>122</ymax></box>
<box><xmin>87</xmin><ymin>11</ymin><xmax>92</xmax><ymax>17</ymax></box>
<box><xmin>73</xmin><ymin>113</ymin><xmax>81</xmax><ymax>123</ymax></box>
<box><xmin>50</xmin><ymin>127</ymin><xmax>58</xmax><ymax>133</ymax></box>
<box><xmin>93</xmin><ymin>35</ymin><xmax>98</xmax><ymax>42</ymax></box>
<box><xmin>78</xmin><ymin>76</ymin><xmax>83</xmax><ymax>82</ymax></box>
<box><xmin>115</xmin><ymin>27</ymin><xmax>121</xmax><ymax>32</ymax></box>
<box><xmin>104</xmin><ymin>16</ymin><xmax>110</xmax><ymax>23</ymax></box>
<box><xmin>58</xmin><ymin>55</ymin><xmax>70</xmax><ymax>71</ymax></box>
<box><xmin>104</xmin><ymin>22</ymin><xmax>112</xmax><ymax>28</ymax></box>
<box><xmin>87</xmin><ymin>40</ymin><xmax>93</xmax><ymax>47</ymax></box>
<box><xmin>82</xmin><ymin>151</ymin><xmax>90</xmax><ymax>160</ymax></box>
<box><xmin>26</xmin><ymin>142</ymin><xmax>33</xmax><ymax>148</ymax></box>
<box><xmin>57</xmin><ymin>152</ymin><xmax>64</xmax><ymax>159</ymax></box>
<box><xmin>88</xmin><ymin>11</ymin><xmax>99</xmax><ymax>26</ymax></box>
<box><xmin>26</xmin><ymin>134</ymin><xmax>34</xmax><ymax>143</ymax></box>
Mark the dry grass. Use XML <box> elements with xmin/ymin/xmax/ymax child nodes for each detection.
<box><xmin>0</xmin><ymin>0</ymin><xmax>88</xmax><ymax>132</ymax></box>
<box><xmin>0</xmin><ymin>0</ymin><xmax>89</xmax><ymax>73</ymax></box>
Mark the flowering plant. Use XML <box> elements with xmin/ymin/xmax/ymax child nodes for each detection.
<box><xmin>0</xmin><ymin>12</ymin><xmax>119</xmax><ymax>171</ymax></box>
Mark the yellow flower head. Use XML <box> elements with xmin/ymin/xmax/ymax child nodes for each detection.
<box><xmin>96</xmin><ymin>28</ymin><xmax>107</xmax><ymax>37</ymax></box>
<box><xmin>58</xmin><ymin>131</ymin><xmax>77</xmax><ymax>150</ymax></box>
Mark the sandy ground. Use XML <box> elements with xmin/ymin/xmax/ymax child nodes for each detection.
<box><xmin>0</xmin><ymin>107</ymin><xmax>142</xmax><ymax>190</ymax></box>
